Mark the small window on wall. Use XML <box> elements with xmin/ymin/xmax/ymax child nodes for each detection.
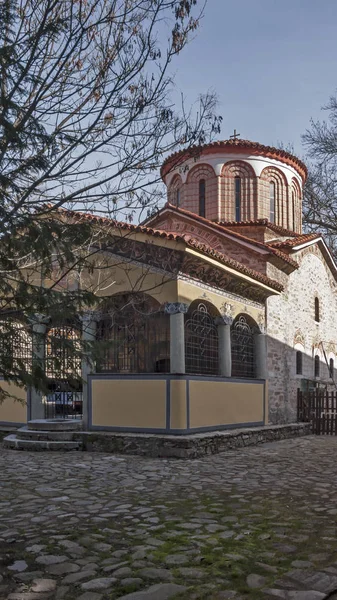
<box><xmin>270</xmin><ymin>182</ymin><xmax>276</xmax><ymax>223</ymax></box>
<box><xmin>235</xmin><ymin>176</ymin><xmax>241</xmax><ymax>221</ymax></box>
<box><xmin>296</xmin><ymin>350</ymin><xmax>303</xmax><ymax>375</ymax></box>
<box><xmin>314</xmin><ymin>355</ymin><xmax>320</xmax><ymax>378</ymax></box>
<box><xmin>315</xmin><ymin>297</ymin><xmax>320</xmax><ymax>322</ymax></box>
<box><xmin>176</xmin><ymin>189</ymin><xmax>180</xmax><ymax>207</ymax></box>
<box><xmin>330</xmin><ymin>358</ymin><xmax>334</xmax><ymax>379</ymax></box>
<box><xmin>199</xmin><ymin>179</ymin><xmax>206</xmax><ymax>217</ymax></box>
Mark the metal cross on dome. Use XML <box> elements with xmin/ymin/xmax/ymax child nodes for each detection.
<box><xmin>230</xmin><ymin>129</ymin><xmax>240</xmax><ymax>140</ymax></box>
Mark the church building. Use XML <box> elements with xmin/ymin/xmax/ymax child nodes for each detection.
<box><xmin>1</xmin><ymin>137</ymin><xmax>337</xmax><ymax>439</ymax></box>
<box><xmin>145</xmin><ymin>137</ymin><xmax>337</xmax><ymax>424</ymax></box>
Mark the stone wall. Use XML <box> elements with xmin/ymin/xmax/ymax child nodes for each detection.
<box><xmin>266</xmin><ymin>247</ymin><xmax>337</xmax><ymax>423</ymax></box>
<box><xmin>75</xmin><ymin>423</ymin><xmax>311</xmax><ymax>459</ymax></box>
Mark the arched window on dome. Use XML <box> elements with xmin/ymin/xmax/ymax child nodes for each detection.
<box><xmin>292</xmin><ymin>190</ymin><xmax>295</xmax><ymax>231</ymax></box>
<box><xmin>270</xmin><ymin>182</ymin><xmax>276</xmax><ymax>223</ymax></box>
<box><xmin>199</xmin><ymin>179</ymin><xmax>206</xmax><ymax>217</ymax></box>
<box><xmin>176</xmin><ymin>188</ymin><xmax>180</xmax><ymax>207</ymax></box>
<box><xmin>235</xmin><ymin>176</ymin><xmax>241</xmax><ymax>221</ymax></box>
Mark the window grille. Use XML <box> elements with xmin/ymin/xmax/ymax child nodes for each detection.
<box><xmin>96</xmin><ymin>293</ymin><xmax>170</xmax><ymax>374</ymax></box>
<box><xmin>231</xmin><ymin>315</ymin><xmax>255</xmax><ymax>379</ymax></box>
<box><xmin>199</xmin><ymin>179</ymin><xmax>206</xmax><ymax>217</ymax></box>
<box><xmin>45</xmin><ymin>322</ymin><xmax>82</xmax><ymax>419</ymax></box>
<box><xmin>0</xmin><ymin>320</ymin><xmax>32</xmax><ymax>375</ymax></box>
<box><xmin>296</xmin><ymin>350</ymin><xmax>303</xmax><ymax>375</ymax></box>
<box><xmin>185</xmin><ymin>302</ymin><xmax>218</xmax><ymax>375</ymax></box>
<box><xmin>235</xmin><ymin>176</ymin><xmax>241</xmax><ymax>221</ymax></box>
<box><xmin>45</xmin><ymin>323</ymin><xmax>82</xmax><ymax>381</ymax></box>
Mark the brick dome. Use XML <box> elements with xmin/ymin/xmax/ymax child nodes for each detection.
<box><xmin>162</xmin><ymin>139</ymin><xmax>306</xmax><ymax>233</ymax></box>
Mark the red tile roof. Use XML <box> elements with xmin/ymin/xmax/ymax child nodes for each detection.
<box><xmin>218</xmin><ymin>218</ymin><xmax>299</xmax><ymax>237</ymax></box>
<box><xmin>267</xmin><ymin>233</ymin><xmax>321</xmax><ymax>249</ymax></box>
<box><xmin>146</xmin><ymin>204</ymin><xmax>299</xmax><ymax>269</ymax></box>
<box><xmin>161</xmin><ymin>139</ymin><xmax>307</xmax><ymax>182</ymax></box>
<box><xmin>50</xmin><ymin>205</ymin><xmax>283</xmax><ymax>292</ymax></box>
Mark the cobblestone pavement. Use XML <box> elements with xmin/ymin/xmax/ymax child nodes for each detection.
<box><xmin>2</xmin><ymin>436</ymin><xmax>337</xmax><ymax>600</ymax></box>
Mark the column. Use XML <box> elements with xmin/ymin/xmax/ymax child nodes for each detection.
<box><xmin>81</xmin><ymin>311</ymin><xmax>98</xmax><ymax>429</ymax></box>
<box><xmin>30</xmin><ymin>315</ymin><xmax>49</xmax><ymax>421</ymax></box>
<box><xmin>216</xmin><ymin>317</ymin><xmax>232</xmax><ymax>377</ymax></box>
<box><xmin>165</xmin><ymin>303</ymin><xmax>188</xmax><ymax>374</ymax></box>
<box><xmin>254</xmin><ymin>332</ymin><xmax>268</xmax><ymax>379</ymax></box>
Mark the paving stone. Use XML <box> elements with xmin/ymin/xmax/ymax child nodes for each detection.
<box><xmin>14</xmin><ymin>571</ymin><xmax>44</xmax><ymax>582</ymax></box>
<box><xmin>291</xmin><ymin>560</ymin><xmax>313</xmax><ymax>568</ymax></box>
<box><xmin>31</xmin><ymin>579</ymin><xmax>57</xmax><ymax>592</ymax></box>
<box><xmin>81</xmin><ymin>577</ymin><xmax>117</xmax><ymax>590</ymax></box>
<box><xmin>139</xmin><ymin>568</ymin><xmax>173</xmax><ymax>581</ymax></box>
<box><xmin>246</xmin><ymin>573</ymin><xmax>267</xmax><ymax>588</ymax></box>
<box><xmin>46</xmin><ymin>562</ymin><xmax>80</xmax><ymax>575</ymax></box>
<box><xmin>113</xmin><ymin>567</ymin><xmax>133</xmax><ymax>578</ymax></box>
<box><xmin>121</xmin><ymin>577</ymin><xmax>143</xmax><ymax>587</ymax></box>
<box><xmin>35</xmin><ymin>555</ymin><xmax>68</xmax><ymax>565</ymax></box>
<box><xmin>263</xmin><ymin>590</ymin><xmax>325</xmax><ymax>599</ymax></box>
<box><xmin>62</xmin><ymin>570</ymin><xmax>96</xmax><ymax>584</ymax></box>
<box><xmin>164</xmin><ymin>553</ymin><xmax>189</xmax><ymax>566</ymax></box>
<box><xmin>117</xmin><ymin>583</ymin><xmax>187</xmax><ymax>599</ymax></box>
<box><xmin>8</xmin><ymin>560</ymin><xmax>28</xmax><ymax>572</ymax></box>
<box><xmin>78</xmin><ymin>593</ymin><xmax>104</xmax><ymax>600</ymax></box>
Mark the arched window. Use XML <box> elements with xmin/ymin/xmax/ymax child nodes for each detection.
<box><xmin>296</xmin><ymin>350</ymin><xmax>303</xmax><ymax>375</ymax></box>
<box><xmin>270</xmin><ymin>182</ymin><xmax>276</xmax><ymax>223</ymax></box>
<box><xmin>314</xmin><ymin>355</ymin><xmax>320</xmax><ymax>378</ymax></box>
<box><xmin>231</xmin><ymin>314</ymin><xmax>256</xmax><ymax>379</ymax></box>
<box><xmin>292</xmin><ymin>190</ymin><xmax>296</xmax><ymax>231</ymax></box>
<box><xmin>235</xmin><ymin>176</ymin><xmax>241</xmax><ymax>221</ymax></box>
<box><xmin>185</xmin><ymin>302</ymin><xmax>218</xmax><ymax>375</ymax></box>
<box><xmin>96</xmin><ymin>293</ymin><xmax>170</xmax><ymax>374</ymax></box>
<box><xmin>176</xmin><ymin>188</ymin><xmax>180</xmax><ymax>207</ymax></box>
<box><xmin>315</xmin><ymin>297</ymin><xmax>320</xmax><ymax>322</ymax></box>
<box><xmin>199</xmin><ymin>179</ymin><xmax>206</xmax><ymax>217</ymax></box>
<box><xmin>330</xmin><ymin>358</ymin><xmax>334</xmax><ymax>379</ymax></box>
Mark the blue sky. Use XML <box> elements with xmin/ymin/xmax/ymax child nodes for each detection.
<box><xmin>170</xmin><ymin>0</ymin><xmax>337</xmax><ymax>161</ymax></box>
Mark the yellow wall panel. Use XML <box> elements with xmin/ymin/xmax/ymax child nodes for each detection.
<box><xmin>170</xmin><ymin>380</ymin><xmax>187</xmax><ymax>429</ymax></box>
<box><xmin>91</xmin><ymin>379</ymin><xmax>167</xmax><ymax>428</ymax></box>
<box><xmin>189</xmin><ymin>380</ymin><xmax>264</xmax><ymax>428</ymax></box>
<box><xmin>0</xmin><ymin>382</ymin><xmax>27</xmax><ymax>423</ymax></box>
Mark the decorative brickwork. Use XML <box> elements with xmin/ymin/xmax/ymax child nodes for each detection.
<box><xmin>259</xmin><ymin>166</ymin><xmax>288</xmax><ymax>229</ymax></box>
<box><xmin>168</xmin><ymin>174</ymin><xmax>184</xmax><ymax>207</ymax></box>
<box><xmin>184</xmin><ymin>164</ymin><xmax>218</xmax><ymax>220</ymax></box>
<box><xmin>220</xmin><ymin>160</ymin><xmax>257</xmax><ymax>222</ymax></box>
<box><xmin>291</xmin><ymin>177</ymin><xmax>302</xmax><ymax>233</ymax></box>
<box><xmin>163</xmin><ymin>142</ymin><xmax>305</xmax><ymax>235</ymax></box>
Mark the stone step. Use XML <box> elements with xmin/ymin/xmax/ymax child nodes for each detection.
<box><xmin>16</xmin><ymin>427</ymin><xmax>76</xmax><ymax>441</ymax></box>
<box><xmin>27</xmin><ymin>419</ymin><xmax>83</xmax><ymax>432</ymax></box>
<box><xmin>3</xmin><ymin>434</ymin><xmax>82</xmax><ymax>451</ymax></box>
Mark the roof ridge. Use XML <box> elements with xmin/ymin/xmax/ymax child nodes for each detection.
<box><xmin>218</xmin><ymin>219</ymin><xmax>299</xmax><ymax>237</ymax></box>
<box><xmin>267</xmin><ymin>233</ymin><xmax>322</xmax><ymax>249</ymax></box>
